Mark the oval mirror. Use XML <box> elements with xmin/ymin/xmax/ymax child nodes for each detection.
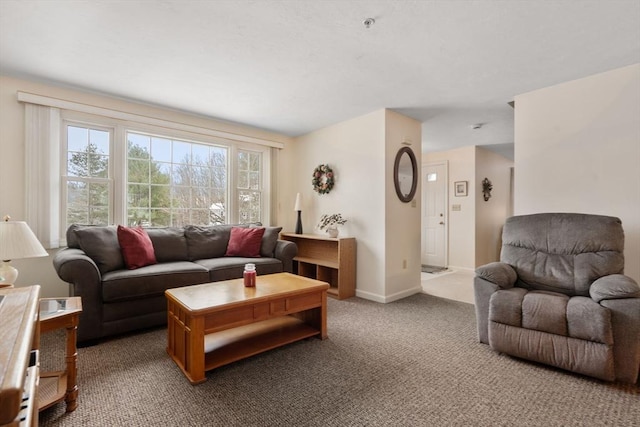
<box><xmin>393</xmin><ymin>146</ymin><xmax>418</xmax><ymax>203</ymax></box>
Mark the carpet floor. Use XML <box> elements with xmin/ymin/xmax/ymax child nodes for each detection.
<box><xmin>39</xmin><ymin>294</ymin><xmax>639</xmax><ymax>426</ymax></box>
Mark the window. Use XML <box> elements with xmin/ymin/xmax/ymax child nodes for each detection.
<box><xmin>237</xmin><ymin>150</ymin><xmax>262</xmax><ymax>223</ymax></box>
<box><xmin>64</xmin><ymin>124</ymin><xmax>112</xmax><ymax>226</ymax></box>
<box><xmin>59</xmin><ymin>115</ymin><xmax>269</xmax><ymax>233</ymax></box>
<box><xmin>126</xmin><ymin>132</ymin><xmax>229</xmax><ymax>227</ymax></box>
<box><xmin>21</xmin><ymin>94</ymin><xmax>280</xmax><ymax>248</ymax></box>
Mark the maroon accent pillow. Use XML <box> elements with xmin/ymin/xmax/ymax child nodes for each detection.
<box><xmin>117</xmin><ymin>225</ymin><xmax>157</xmax><ymax>269</ymax></box>
<box><xmin>225</xmin><ymin>226</ymin><xmax>266</xmax><ymax>257</ymax></box>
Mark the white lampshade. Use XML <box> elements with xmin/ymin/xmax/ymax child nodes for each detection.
<box><xmin>294</xmin><ymin>193</ymin><xmax>302</xmax><ymax>211</ymax></box>
<box><xmin>0</xmin><ymin>218</ymin><xmax>48</xmax><ymax>284</ymax></box>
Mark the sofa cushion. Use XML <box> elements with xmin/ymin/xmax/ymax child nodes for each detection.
<box><xmin>251</xmin><ymin>225</ymin><xmax>283</xmax><ymax>257</ymax></box>
<box><xmin>195</xmin><ymin>257</ymin><xmax>282</xmax><ymax>282</ymax></box>
<box><xmin>522</xmin><ymin>291</ymin><xmax>569</xmax><ymax>336</ymax></box>
<box><xmin>225</xmin><ymin>227</ymin><xmax>265</xmax><ymax>257</ymax></box>
<box><xmin>489</xmin><ymin>287</ymin><xmax>527</xmax><ymax>327</ymax></box>
<box><xmin>185</xmin><ymin>225</ymin><xmax>233</xmax><ymax>260</ymax></box>
<box><xmin>74</xmin><ymin>226</ymin><xmax>124</xmax><ymax>274</ymax></box>
<box><xmin>101</xmin><ymin>261</ymin><xmax>209</xmax><ymax>302</ymax></box>
<box><xmin>566</xmin><ymin>296</ymin><xmax>613</xmax><ymax>345</ymax></box>
<box><xmin>117</xmin><ymin>226</ymin><xmax>157</xmax><ymax>269</ymax></box>
<box><xmin>146</xmin><ymin>227</ymin><xmax>189</xmax><ymax>262</ymax></box>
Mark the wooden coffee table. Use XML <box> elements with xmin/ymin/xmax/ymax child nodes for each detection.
<box><xmin>165</xmin><ymin>272</ymin><xmax>329</xmax><ymax>384</ymax></box>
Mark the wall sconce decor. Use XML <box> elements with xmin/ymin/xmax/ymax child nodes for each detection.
<box><xmin>482</xmin><ymin>178</ymin><xmax>493</xmax><ymax>201</ymax></box>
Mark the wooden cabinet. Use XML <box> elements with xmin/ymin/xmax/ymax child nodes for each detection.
<box><xmin>280</xmin><ymin>233</ymin><xmax>356</xmax><ymax>300</ymax></box>
<box><xmin>0</xmin><ymin>286</ymin><xmax>40</xmax><ymax>427</ymax></box>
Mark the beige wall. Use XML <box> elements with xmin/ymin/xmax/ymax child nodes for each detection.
<box><xmin>423</xmin><ymin>146</ymin><xmax>476</xmax><ymax>269</ymax></box>
<box><xmin>475</xmin><ymin>146</ymin><xmax>513</xmax><ymax>266</ymax></box>
<box><xmin>423</xmin><ymin>145</ymin><xmax>513</xmax><ymax>269</ymax></box>
<box><xmin>286</xmin><ymin>110</ymin><xmax>387</xmax><ymax>298</ymax></box>
<box><xmin>384</xmin><ymin>110</ymin><xmax>422</xmax><ymax>300</ymax></box>
<box><xmin>291</xmin><ymin>109</ymin><xmax>421</xmax><ymax>302</ymax></box>
<box><xmin>514</xmin><ymin>64</ymin><xmax>640</xmax><ymax>282</ymax></box>
<box><xmin>0</xmin><ymin>75</ymin><xmax>292</xmax><ymax>297</ymax></box>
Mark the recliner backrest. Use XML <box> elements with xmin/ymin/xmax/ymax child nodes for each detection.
<box><xmin>500</xmin><ymin>213</ymin><xmax>625</xmax><ymax>296</ymax></box>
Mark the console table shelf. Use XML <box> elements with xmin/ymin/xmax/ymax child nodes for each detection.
<box><xmin>280</xmin><ymin>233</ymin><xmax>356</xmax><ymax>300</ymax></box>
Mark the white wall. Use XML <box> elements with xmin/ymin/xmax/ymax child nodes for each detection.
<box><xmin>475</xmin><ymin>146</ymin><xmax>513</xmax><ymax>266</ymax></box>
<box><xmin>0</xmin><ymin>75</ymin><xmax>292</xmax><ymax>297</ymax></box>
<box><xmin>514</xmin><ymin>64</ymin><xmax>640</xmax><ymax>282</ymax></box>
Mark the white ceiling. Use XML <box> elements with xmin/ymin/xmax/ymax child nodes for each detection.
<box><xmin>1</xmin><ymin>1</ymin><xmax>639</xmax><ymax>159</ymax></box>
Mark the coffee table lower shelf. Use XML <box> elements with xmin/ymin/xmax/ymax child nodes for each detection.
<box><xmin>38</xmin><ymin>371</ymin><xmax>68</xmax><ymax>411</ymax></box>
<box><xmin>204</xmin><ymin>316</ymin><xmax>318</xmax><ymax>371</ymax></box>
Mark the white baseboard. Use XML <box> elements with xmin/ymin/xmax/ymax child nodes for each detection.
<box><xmin>355</xmin><ymin>286</ymin><xmax>423</xmax><ymax>303</ymax></box>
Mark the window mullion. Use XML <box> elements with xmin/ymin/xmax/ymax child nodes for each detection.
<box><xmin>112</xmin><ymin>125</ymin><xmax>127</xmax><ymax>225</ymax></box>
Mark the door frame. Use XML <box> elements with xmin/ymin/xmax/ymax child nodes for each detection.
<box><xmin>422</xmin><ymin>161</ymin><xmax>449</xmax><ymax>267</ymax></box>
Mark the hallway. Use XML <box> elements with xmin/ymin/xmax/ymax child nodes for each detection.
<box><xmin>421</xmin><ymin>269</ymin><xmax>474</xmax><ymax>305</ymax></box>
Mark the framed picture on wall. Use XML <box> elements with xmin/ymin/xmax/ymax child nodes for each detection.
<box><xmin>454</xmin><ymin>181</ymin><xmax>468</xmax><ymax>197</ymax></box>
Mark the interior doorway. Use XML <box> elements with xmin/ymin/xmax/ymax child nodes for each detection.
<box><xmin>422</xmin><ymin>162</ymin><xmax>448</xmax><ymax>268</ymax></box>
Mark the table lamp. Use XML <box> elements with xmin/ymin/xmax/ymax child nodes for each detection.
<box><xmin>0</xmin><ymin>215</ymin><xmax>48</xmax><ymax>285</ymax></box>
<box><xmin>294</xmin><ymin>193</ymin><xmax>303</xmax><ymax>234</ymax></box>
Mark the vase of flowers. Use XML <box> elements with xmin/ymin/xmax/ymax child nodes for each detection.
<box><xmin>318</xmin><ymin>213</ymin><xmax>347</xmax><ymax>238</ymax></box>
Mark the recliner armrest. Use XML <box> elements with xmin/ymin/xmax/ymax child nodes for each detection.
<box><xmin>475</xmin><ymin>262</ymin><xmax>517</xmax><ymax>289</ymax></box>
<box><xmin>590</xmin><ymin>274</ymin><xmax>640</xmax><ymax>302</ymax></box>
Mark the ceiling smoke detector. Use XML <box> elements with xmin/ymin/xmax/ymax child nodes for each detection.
<box><xmin>363</xmin><ymin>18</ymin><xmax>375</xmax><ymax>28</ymax></box>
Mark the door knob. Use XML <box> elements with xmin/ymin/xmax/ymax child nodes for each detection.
<box><xmin>439</xmin><ymin>221</ymin><xmax>444</xmax><ymax>225</ymax></box>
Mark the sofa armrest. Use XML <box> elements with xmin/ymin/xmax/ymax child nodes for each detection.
<box><xmin>590</xmin><ymin>274</ymin><xmax>640</xmax><ymax>302</ymax></box>
<box><xmin>475</xmin><ymin>262</ymin><xmax>517</xmax><ymax>289</ymax></box>
<box><xmin>52</xmin><ymin>247</ymin><xmax>104</xmax><ymax>343</ymax></box>
<box><xmin>53</xmin><ymin>248</ymin><xmax>101</xmax><ymax>283</ymax></box>
<box><xmin>274</xmin><ymin>240</ymin><xmax>298</xmax><ymax>273</ymax></box>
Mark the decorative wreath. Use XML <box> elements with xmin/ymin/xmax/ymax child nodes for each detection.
<box><xmin>312</xmin><ymin>164</ymin><xmax>334</xmax><ymax>195</ymax></box>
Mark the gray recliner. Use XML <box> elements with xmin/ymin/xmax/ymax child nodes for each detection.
<box><xmin>474</xmin><ymin>213</ymin><xmax>640</xmax><ymax>383</ymax></box>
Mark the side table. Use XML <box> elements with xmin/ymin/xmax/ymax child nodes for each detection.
<box><xmin>38</xmin><ymin>297</ymin><xmax>82</xmax><ymax>413</ymax></box>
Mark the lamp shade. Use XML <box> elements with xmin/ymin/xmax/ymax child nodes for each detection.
<box><xmin>0</xmin><ymin>220</ymin><xmax>48</xmax><ymax>261</ymax></box>
<box><xmin>294</xmin><ymin>193</ymin><xmax>302</xmax><ymax>211</ymax></box>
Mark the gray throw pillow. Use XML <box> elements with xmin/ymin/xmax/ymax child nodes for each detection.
<box><xmin>74</xmin><ymin>226</ymin><xmax>124</xmax><ymax>274</ymax></box>
<box><xmin>185</xmin><ymin>225</ymin><xmax>233</xmax><ymax>260</ymax></box>
<box><xmin>251</xmin><ymin>225</ymin><xmax>283</xmax><ymax>257</ymax></box>
<box><xmin>146</xmin><ymin>227</ymin><xmax>189</xmax><ymax>262</ymax></box>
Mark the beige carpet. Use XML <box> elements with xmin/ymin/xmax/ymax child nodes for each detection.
<box><xmin>39</xmin><ymin>294</ymin><xmax>639</xmax><ymax>426</ymax></box>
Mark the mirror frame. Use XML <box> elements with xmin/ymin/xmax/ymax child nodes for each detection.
<box><xmin>393</xmin><ymin>146</ymin><xmax>418</xmax><ymax>203</ymax></box>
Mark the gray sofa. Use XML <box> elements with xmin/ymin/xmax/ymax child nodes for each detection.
<box><xmin>53</xmin><ymin>224</ymin><xmax>297</xmax><ymax>344</ymax></box>
<box><xmin>474</xmin><ymin>213</ymin><xmax>640</xmax><ymax>383</ymax></box>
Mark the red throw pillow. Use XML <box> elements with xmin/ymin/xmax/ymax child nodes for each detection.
<box><xmin>117</xmin><ymin>225</ymin><xmax>157</xmax><ymax>269</ymax></box>
<box><xmin>225</xmin><ymin>226</ymin><xmax>265</xmax><ymax>257</ymax></box>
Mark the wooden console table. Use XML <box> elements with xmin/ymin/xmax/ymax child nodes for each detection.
<box><xmin>280</xmin><ymin>233</ymin><xmax>356</xmax><ymax>299</ymax></box>
<box><xmin>38</xmin><ymin>297</ymin><xmax>82</xmax><ymax>413</ymax></box>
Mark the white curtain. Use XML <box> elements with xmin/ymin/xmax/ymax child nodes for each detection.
<box><xmin>24</xmin><ymin>104</ymin><xmax>61</xmax><ymax>249</ymax></box>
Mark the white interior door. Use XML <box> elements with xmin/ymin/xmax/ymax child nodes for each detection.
<box><xmin>422</xmin><ymin>162</ymin><xmax>447</xmax><ymax>267</ymax></box>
